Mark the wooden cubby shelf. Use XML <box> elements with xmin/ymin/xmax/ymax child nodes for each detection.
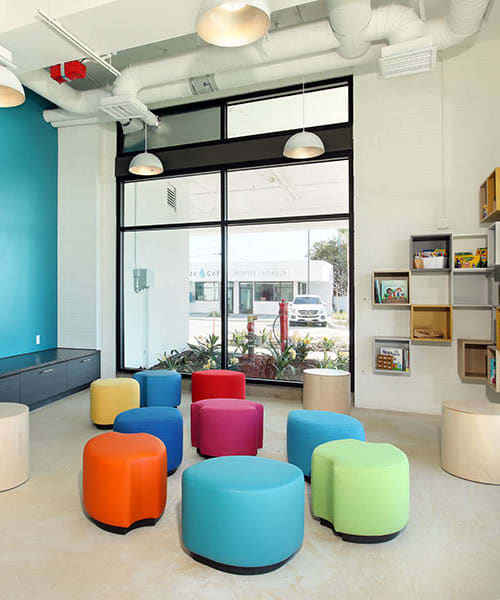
<box><xmin>410</xmin><ymin>233</ymin><xmax>451</xmax><ymax>272</ymax></box>
<box><xmin>487</xmin><ymin>346</ymin><xmax>500</xmax><ymax>392</ymax></box>
<box><xmin>457</xmin><ymin>339</ymin><xmax>493</xmax><ymax>382</ymax></box>
<box><xmin>373</xmin><ymin>337</ymin><xmax>411</xmax><ymax>375</ymax></box>
<box><xmin>480</xmin><ymin>168</ymin><xmax>500</xmax><ymax>224</ymax></box>
<box><xmin>410</xmin><ymin>305</ymin><xmax>453</xmax><ymax>343</ymax></box>
<box><xmin>372</xmin><ymin>271</ymin><xmax>411</xmax><ymax>306</ymax></box>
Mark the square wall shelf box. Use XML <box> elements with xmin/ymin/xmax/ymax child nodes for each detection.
<box><xmin>411</xmin><ymin>305</ymin><xmax>453</xmax><ymax>343</ymax></box>
<box><xmin>487</xmin><ymin>346</ymin><xmax>499</xmax><ymax>392</ymax></box>
<box><xmin>410</xmin><ymin>234</ymin><xmax>452</xmax><ymax>272</ymax></box>
<box><xmin>480</xmin><ymin>168</ymin><xmax>500</xmax><ymax>224</ymax></box>
<box><xmin>373</xmin><ymin>337</ymin><xmax>411</xmax><ymax>375</ymax></box>
<box><xmin>457</xmin><ymin>339</ymin><xmax>493</xmax><ymax>382</ymax></box>
<box><xmin>487</xmin><ymin>223</ymin><xmax>500</xmax><ymax>266</ymax></box>
<box><xmin>372</xmin><ymin>271</ymin><xmax>411</xmax><ymax>306</ymax></box>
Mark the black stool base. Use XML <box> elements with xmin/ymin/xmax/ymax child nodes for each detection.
<box><xmin>94</xmin><ymin>423</ymin><xmax>113</xmax><ymax>430</ymax></box>
<box><xmin>197</xmin><ymin>449</ymin><xmax>214</xmax><ymax>459</ymax></box>
<box><xmin>190</xmin><ymin>552</ymin><xmax>294</xmax><ymax>575</ymax></box>
<box><xmin>91</xmin><ymin>515</ymin><xmax>161</xmax><ymax>535</ymax></box>
<box><xmin>319</xmin><ymin>518</ymin><xmax>401</xmax><ymax>544</ymax></box>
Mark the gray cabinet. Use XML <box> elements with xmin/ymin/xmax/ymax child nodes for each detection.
<box><xmin>0</xmin><ymin>375</ymin><xmax>20</xmax><ymax>403</ymax></box>
<box><xmin>67</xmin><ymin>354</ymin><xmax>100</xmax><ymax>389</ymax></box>
<box><xmin>0</xmin><ymin>348</ymin><xmax>100</xmax><ymax>410</ymax></box>
<box><xmin>20</xmin><ymin>363</ymin><xmax>67</xmax><ymax>406</ymax></box>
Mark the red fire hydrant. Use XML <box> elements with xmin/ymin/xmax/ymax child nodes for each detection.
<box><xmin>279</xmin><ymin>299</ymin><xmax>289</xmax><ymax>351</ymax></box>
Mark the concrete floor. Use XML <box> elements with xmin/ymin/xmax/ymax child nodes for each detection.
<box><xmin>1</xmin><ymin>390</ymin><xmax>499</xmax><ymax>600</ymax></box>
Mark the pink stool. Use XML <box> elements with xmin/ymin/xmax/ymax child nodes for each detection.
<box><xmin>191</xmin><ymin>398</ymin><xmax>263</xmax><ymax>458</ymax></box>
<box><xmin>191</xmin><ymin>370</ymin><xmax>245</xmax><ymax>403</ymax></box>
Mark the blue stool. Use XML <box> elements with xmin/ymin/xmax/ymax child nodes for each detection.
<box><xmin>287</xmin><ymin>409</ymin><xmax>365</xmax><ymax>479</ymax></box>
<box><xmin>133</xmin><ymin>370</ymin><xmax>181</xmax><ymax>408</ymax></box>
<box><xmin>182</xmin><ymin>456</ymin><xmax>304</xmax><ymax>574</ymax></box>
<box><xmin>114</xmin><ymin>407</ymin><xmax>183</xmax><ymax>474</ymax></box>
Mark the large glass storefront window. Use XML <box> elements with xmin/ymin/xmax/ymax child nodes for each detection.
<box><xmin>118</xmin><ymin>78</ymin><xmax>353</xmax><ymax>383</ymax></box>
<box><xmin>227</xmin><ymin>221</ymin><xmax>349</xmax><ymax>382</ymax></box>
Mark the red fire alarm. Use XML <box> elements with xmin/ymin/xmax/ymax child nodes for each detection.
<box><xmin>50</xmin><ymin>61</ymin><xmax>87</xmax><ymax>84</ymax></box>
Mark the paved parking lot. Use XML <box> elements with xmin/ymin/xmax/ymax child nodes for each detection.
<box><xmin>188</xmin><ymin>314</ymin><xmax>349</xmax><ymax>347</ymax></box>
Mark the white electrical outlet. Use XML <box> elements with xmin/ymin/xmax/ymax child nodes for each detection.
<box><xmin>36</xmin><ymin>335</ymin><xmax>40</xmax><ymax>345</ymax></box>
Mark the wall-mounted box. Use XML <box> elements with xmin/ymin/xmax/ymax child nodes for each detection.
<box><xmin>373</xmin><ymin>337</ymin><xmax>411</xmax><ymax>375</ymax></box>
<box><xmin>457</xmin><ymin>339</ymin><xmax>493</xmax><ymax>382</ymax></box>
<box><xmin>411</xmin><ymin>305</ymin><xmax>453</xmax><ymax>343</ymax></box>
<box><xmin>372</xmin><ymin>271</ymin><xmax>411</xmax><ymax>306</ymax></box>
<box><xmin>480</xmin><ymin>168</ymin><xmax>500</xmax><ymax>224</ymax></box>
<box><xmin>452</xmin><ymin>270</ymin><xmax>493</xmax><ymax>308</ymax></box>
<box><xmin>410</xmin><ymin>234</ymin><xmax>452</xmax><ymax>272</ymax></box>
<box><xmin>487</xmin><ymin>345</ymin><xmax>499</xmax><ymax>392</ymax></box>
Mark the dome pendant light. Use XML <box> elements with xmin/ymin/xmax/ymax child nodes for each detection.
<box><xmin>128</xmin><ymin>124</ymin><xmax>164</xmax><ymax>176</ymax></box>
<box><xmin>196</xmin><ymin>0</ymin><xmax>271</xmax><ymax>47</ymax></box>
<box><xmin>0</xmin><ymin>66</ymin><xmax>25</xmax><ymax>108</ymax></box>
<box><xmin>283</xmin><ymin>80</ymin><xmax>325</xmax><ymax>160</ymax></box>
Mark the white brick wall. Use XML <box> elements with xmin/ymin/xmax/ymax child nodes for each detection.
<box><xmin>354</xmin><ymin>39</ymin><xmax>500</xmax><ymax>414</ymax></box>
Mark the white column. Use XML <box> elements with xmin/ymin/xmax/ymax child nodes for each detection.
<box><xmin>58</xmin><ymin>123</ymin><xmax>116</xmax><ymax>377</ymax></box>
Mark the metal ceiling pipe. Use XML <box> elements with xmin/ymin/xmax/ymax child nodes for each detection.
<box><xmin>361</xmin><ymin>5</ymin><xmax>425</xmax><ymax>45</ymax></box>
<box><xmin>424</xmin><ymin>0</ymin><xmax>491</xmax><ymax>48</ymax></box>
<box><xmin>326</xmin><ymin>0</ymin><xmax>372</xmax><ymax>58</ymax></box>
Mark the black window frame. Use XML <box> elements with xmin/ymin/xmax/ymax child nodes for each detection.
<box><xmin>254</xmin><ymin>281</ymin><xmax>294</xmax><ymax>303</ymax></box>
<box><xmin>116</xmin><ymin>74</ymin><xmax>354</xmax><ymax>390</ymax></box>
<box><xmin>195</xmin><ymin>281</ymin><xmax>220</xmax><ymax>302</ymax></box>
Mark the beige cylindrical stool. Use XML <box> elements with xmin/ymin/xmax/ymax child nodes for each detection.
<box><xmin>441</xmin><ymin>400</ymin><xmax>500</xmax><ymax>484</ymax></box>
<box><xmin>303</xmin><ymin>369</ymin><xmax>351</xmax><ymax>414</ymax></box>
<box><xmin>90</xmin><ymin>378</ymin><xmax>140</xmax><ymax>429</ymax></box>
<box><xmin>0</xmin><ymin>403</ymin><xmax>29</xmax><ymax>491</ymax></box>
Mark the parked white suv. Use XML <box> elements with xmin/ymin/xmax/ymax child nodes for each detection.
<box><xmin>289</xmin><ymin>295</ymin><xmax>328</xmax><ymax>327</ymax></box>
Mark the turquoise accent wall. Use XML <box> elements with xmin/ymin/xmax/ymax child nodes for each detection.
<box><xmin>0</xmin><ymin>90</ymin><xmax>58</xmax><ymax>358</ymax></box>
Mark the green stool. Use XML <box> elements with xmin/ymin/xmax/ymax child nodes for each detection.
<box><xmin>311</xmin><ymin>439</ymin><xmax>409</xmax><ymax>543</ymax></box>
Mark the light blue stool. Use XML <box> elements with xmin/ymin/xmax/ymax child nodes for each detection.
<box><xmin>287</xmin><ymin>410</ymin><xmax>365</xmax><ymax>479</ymax></box>
<box><xmin>114</xmin><ymin>406</ymin><xmax>183</xmax><ymax>474</ymax></box>
<box><xmin>182</xmin><ymin>456</ymin><xmax>304</xmax><ymax>574</ymax></box>
<box><xmin>133</xmin><ymin>370</ymin><xmax>181</xmax><ymax>408</ymax></box>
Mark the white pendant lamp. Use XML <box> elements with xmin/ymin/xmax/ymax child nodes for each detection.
<box><xmin>283</xmin><ymin>81</ymin><xmax>325</xmax><ymax>160</ymax></box>
<box><xmin>0</xmin><ymin>66</ymin><xmax>25</xmax><ymax>108</ymax></box>
<box><xmin>196</xmin><ymin>0</ymin><xmax>271</xmax><ymax>47</ymax></box>
<box><xmin>129</xmin><ymin>125</ymin><xmax>164</xmax><ymax>176</ymax></box>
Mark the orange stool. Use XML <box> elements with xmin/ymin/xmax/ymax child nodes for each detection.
<box><xmin>83</xmin><ymin>432</ymin><xmax>167</xmax><ymax>534</ymax></box>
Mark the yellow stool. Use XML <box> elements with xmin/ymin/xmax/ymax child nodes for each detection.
<box><xmin>90</xmin><ymin>378</ymin><xmax>140</xmax><ymax>429</ymax></box>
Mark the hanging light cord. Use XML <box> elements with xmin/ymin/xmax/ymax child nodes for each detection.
<box><xmin>144</xmin><ymin>124</ymin><xmax>148</xmax><ymax>153</ymax></box>
<box><xmin>302</xmin><ymin>78</ymin><xmax>305</xmax><ymax>132</ymax></box>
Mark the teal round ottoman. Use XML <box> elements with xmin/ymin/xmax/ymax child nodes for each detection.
<box><xmin>133</xmin><ymin>370</ymin><xmax>181</xmax><ymax>408</ymax></box>
<box><xmin>182</xmin><ymin>456</ymin><xmax>304</xmax><ymax>574</ymax></box>
<box><xmin>287</xmin><ymin>410</ymin><xmax>365</xmax><ymax>480</ymax></box>
<box><xmin>311</xmin><ymin>439</ymin><xmax>409</xmax><ymax>543</ymax></box>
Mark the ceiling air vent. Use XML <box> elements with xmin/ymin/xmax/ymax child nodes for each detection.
<box><xmin>100</xmin><ymin>95</ymin><xmax>159</xmax><ymax>126</ymax></box>
<box><xmin>166</xmin><ymin>184</ymin><xmax>177</xmax><ymax>212</ymax></box>
<box><xmin>379</xmin><ymin>37</ymin><xmax>436</xmax><ymax>79</ymax></box>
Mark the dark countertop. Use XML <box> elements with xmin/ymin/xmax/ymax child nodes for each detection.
<box><xmin>0</xmin><ymin>348</ymin><xmax>99</xmax><ymax>378</ymax></box>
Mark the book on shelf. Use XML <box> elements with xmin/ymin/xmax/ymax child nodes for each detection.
<box><xmin>378</xmin><ymin>346</ymin><xmax>410</xmax><ymax>372</ymax></box>
<box><xmin>374</xmin><ymin>278</ymin><xmax>408</xmax><ymax>304</ymax></box>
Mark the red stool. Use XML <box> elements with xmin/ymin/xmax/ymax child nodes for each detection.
<box><xmin>191</xmin><ymin>369</ymin><xmax>245</xmax><ymax>403</ymax></box>
<box><xmin>191</xmin><ymin>398</ymin><xmax>263</xmax><ymax>458</ymax></box>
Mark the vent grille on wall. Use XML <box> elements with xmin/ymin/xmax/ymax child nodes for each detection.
<box><xmin>166</xmin><ymin>185</ymin><xmax>176</xmax><ymax>211</ymax></box>
<box><xmin>379</xmin><ymin>37</ymin><xmax>436</xmax><ymax>79</ymax></box>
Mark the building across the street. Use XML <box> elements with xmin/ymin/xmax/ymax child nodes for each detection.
<box><xmin>189</xmin><ymin>260</ymin><xmax>336</xmax><ymax>316</ymax></box>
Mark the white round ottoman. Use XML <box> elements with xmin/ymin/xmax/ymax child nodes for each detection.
<box><xmin>303</xmin><ymin>369</ymin><xmax>351</xmax><ymax>414</ymax></box>
<box><xmin>0</xmin><ymin>403</ymin><xmax>29</xmax><ymax>491</ymax></box>
<box><xmin>441</xmin><ymin>400</ymin><xmax>500</xmax><ymax>484</ymax></box>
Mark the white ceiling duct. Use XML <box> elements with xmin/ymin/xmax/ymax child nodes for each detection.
<box><xmin>326</xmin><ymin>0</ymin><xmax>372</xmax><ymax>58</ymax></box>
<box><xmin>22</xmin><ymin>0</ymin><xmax>492</xmax><ymax>126</ymax></box>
